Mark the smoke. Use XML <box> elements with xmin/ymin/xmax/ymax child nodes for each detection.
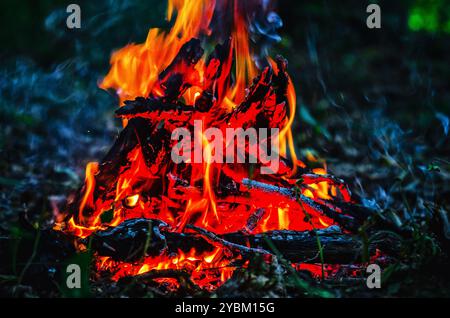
<box><xmin>210</xmin><ymin>0</ymin><xmax>283</xmax><ymax>66</ymax></box>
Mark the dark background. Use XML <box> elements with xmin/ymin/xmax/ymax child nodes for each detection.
<box><xmin>0</xmin><ymin>0</ymin><xmax>449</xmax><ymax>297</ymax></box>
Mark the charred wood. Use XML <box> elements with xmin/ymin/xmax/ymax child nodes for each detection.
<box><xmin>86</xmin><ymin>218</ymin><xmax>395</xmax><ymax>264</ymax></box>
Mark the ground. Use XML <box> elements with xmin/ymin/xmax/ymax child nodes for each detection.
<box><xmin>0</xmin><ymin>0</ymin><xmax>449</xmax><ymax>297</ymax></box>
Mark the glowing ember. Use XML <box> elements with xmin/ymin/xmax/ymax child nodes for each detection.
<box><xmin>56</xmin><ymin>0</ymin><xmax>355</xmax><ymax>290</ymax></box>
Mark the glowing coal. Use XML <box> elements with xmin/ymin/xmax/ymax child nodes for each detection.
<box><xmin>54</xmin><ymin>0</ymin><xmax>371</xmax><ymax>290</ymax></box>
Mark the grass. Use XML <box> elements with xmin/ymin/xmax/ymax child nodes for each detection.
<box><xmin>1</xmin><ymin>0</ymin><xmax>449</xmax><ymax>297</ymax></box>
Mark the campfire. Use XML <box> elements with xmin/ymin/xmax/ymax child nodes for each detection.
<box><xmin>55</xmin><ymin>0</ymin><xmax>382</xmax><ymax>290</ymax></box>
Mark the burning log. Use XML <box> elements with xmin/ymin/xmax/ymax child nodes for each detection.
<box><xmin>186</xmin><ymin>224</ymin><xmax>272</xmax><ymax>257</ymax></box>
<box><xmin>55</xmin><ymin>0</ymin><xmax>393</xmax><ymax>289</ymax></box>
<box><xmin>115</xmin><ymin>97</ymin><xmax>196</xmax><ymax>118</ymax></box>
<box><xmin>155</xmin><ymin>38</ymin><xmax>204</xmax><ymax>102</ymax></box>
<box><xmin>86</xmin><ymin>218</ymin><xmax>393</xmax><ymax>265</ymax></box>
<box><xmin>241</xmin><ymin>178</ymin><xmax>360</xmax><ymax>231</ymax></box>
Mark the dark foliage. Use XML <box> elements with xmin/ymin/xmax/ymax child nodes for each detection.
<box><xmin>0</xmin><ymin>0</ymin><xmax>449</xmax><ymax>297</ymax></box>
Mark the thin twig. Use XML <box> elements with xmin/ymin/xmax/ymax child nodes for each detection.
<box><xmin>186</xmin><ymin>224</ymin><xmax>272</xmax><ymax>257</ymax></box>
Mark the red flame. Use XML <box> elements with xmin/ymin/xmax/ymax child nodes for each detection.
<box><xmin>57</xmin><ymin>0</ymin><xmax>352</xmax><ymax>289</ymax></box>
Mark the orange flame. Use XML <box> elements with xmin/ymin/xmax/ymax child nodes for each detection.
<box><xmin>59</xmin><ymin>0</ymin><xmax>353</xmax><ymax>290</ymax></box>
<box><xmin>100</xmin><ymin>0</ymin><xmax>216</xmax><ymax>109</ymax></box>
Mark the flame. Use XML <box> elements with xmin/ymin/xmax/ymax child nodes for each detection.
<box><xmin>99</xmin><ymin>247</ymin><xmax>237</xmax><ymax>290</ymax></box>
<box><xmin>78</xmin><ymin>162</ymin><xmax>99</xmax><ymax>219</ymax></box>
<box><xmin>124</xmin><ymin>194</ymin><xmax>140</xmax><ymax>208</ymax></box>
<box><xmin>100</xmin><ymin>0</ymin><xmax>216</xmax><ymax>110</ymax></box>
<box><xmin>59</xmin><ymin>0</ymin><xmax>354</xmax><ymax>290</ymax></box>
<box><xmin>201</xmin><ymin>131</ymin><xmax>219</xmax><ymax>224</ymax></box>
<box><xmin>277</xmin><ymin>205</ymin><xmax>290</xmax><ymax>230</ymax></box>
<box><xmin>227</xmin><ymin>3</ymin><xmax>258</xmax><ymax>105</ymax></box>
